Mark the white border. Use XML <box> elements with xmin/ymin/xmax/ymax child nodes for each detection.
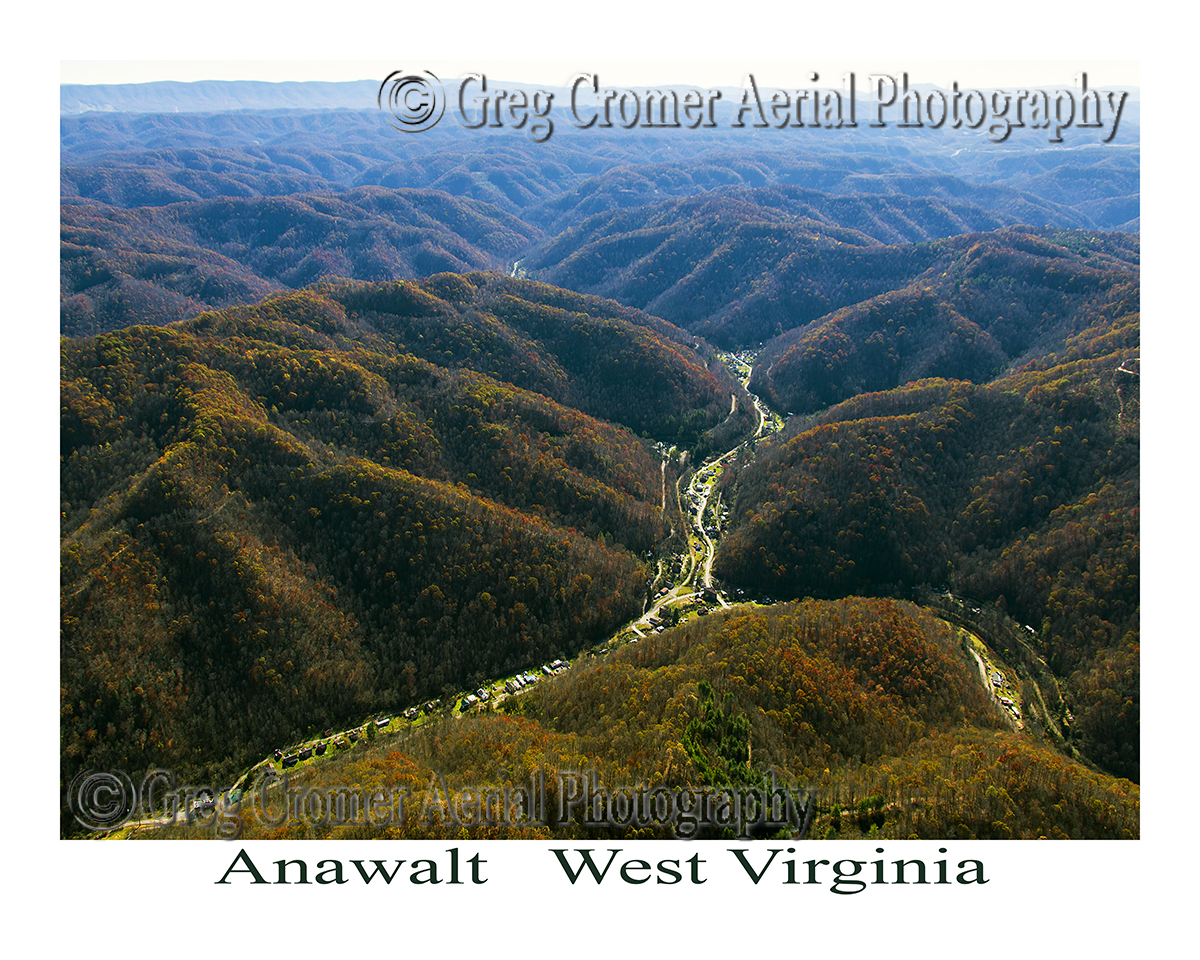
<box><xmin>14</xmin><ymin>2</ymin><xmax>1191</xmax><ymax>951</ymax></box>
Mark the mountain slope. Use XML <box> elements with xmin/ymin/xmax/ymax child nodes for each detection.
<box><xmin>714</xmin><ymin>301</ymin><xmax>1139</xmax><ymax>781</ymax></box>
<box><xmin>750</xmin><ymin>226</ymin><xmax>1140</xmax><ymax>410</ymax></box>
<box><xmin>143</xmin><ymin>598</ymin><xmax>1139</xmax><ymax>842</ymax></box>
<box><xmin>61</xmin><ymin>188</ymin><xmax>543</xmax><ymax>336</ymax></box>
<box><xmin>61</xmin><ymin>278</ymin><xmax>745</xmax><ymax>801</ymax></box>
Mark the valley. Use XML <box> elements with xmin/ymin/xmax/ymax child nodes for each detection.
<box><xmin>104</xmin><ymin>347</ymin><xmax>1120</xmax><ymax>843</ymax></box>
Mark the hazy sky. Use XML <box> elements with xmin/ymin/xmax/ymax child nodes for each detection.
<box><xmin>61</xmin><ymin>59</ymin><xmax>1138</xmax><ymax>91</ymax></box>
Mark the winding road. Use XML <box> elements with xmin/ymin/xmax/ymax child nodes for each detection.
<box><xmin>632</xmin><ymin>350</ymin><xmax>781</xmax><ymax>629</ymax></box>
<box><xmin>108</xmin><ymin>352</ymin><xmax>786</xmax><ymax>836</ymax></box>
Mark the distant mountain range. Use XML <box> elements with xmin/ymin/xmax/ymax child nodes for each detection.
<box><xmin>61</xmin><ymin>101</ymin><xmax>1138</xmax><ymax>338</ymax></box>
<box><xmin>61</xmin><ymin>80</ymin><xmax>384</xmax><ymax>114</ymax></box>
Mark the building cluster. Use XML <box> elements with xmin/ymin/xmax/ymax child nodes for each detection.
<box><xmin>504</xmin><ymin>672</ymin><xmax>541</xmax><ymax>694</ymax></box>
<box><xmin>461</xmin><ymin>661</ymin><xmax>569</xmax><ymax>710</ymax></box>
<box><xmin>990</xmin><ymin>670</ymin><xmax>1022</xmax><ymax>721</ymax></box>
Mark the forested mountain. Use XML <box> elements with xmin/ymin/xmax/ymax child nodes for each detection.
<box><xmin>528</xmin><ymin>220</ymin><xmax>1138</xmax><ymax>353</ymax></box>
<box><xmin>714</xmin><ymin>298</ymin><xmax>1139</xmax><ymax>780</ymax></box>
<box><xmin>518</xmin><ymin>151</ymin><xmax>1106</xmax><ymax>233</ymax></box>
<box><xmin>522</xmin><ymin>189</ymin><xmax>1039</xmax><ymax>345</ymax></box>
<box><xmin>149</xmin><ymin>599</ymin><xmax>1138</xmax><ymax>842</ymax></box>
<box><xmin>61</xmin><ymin>189</ymin><xmax>542</xmax><ymax>336</ymax></box>
<box><xmin>61</xmin><ymin>105</ymin><xmax>1138</xmax><ymax>339</ymax></box>
<box><xmin>749</xmin><ymin>227</ymin><xmax>1139</xmax><ymax>411</ymax></box>
<box><xmin>61</xmin><ymin>277</ymin><xmax>743</xmax><ymax>797</ymax></box>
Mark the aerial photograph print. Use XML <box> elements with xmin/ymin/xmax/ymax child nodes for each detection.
<box><xmin>58</xmin><ymin>57</ymin><xmax>1141</xmax><ymax>849</ymax></box>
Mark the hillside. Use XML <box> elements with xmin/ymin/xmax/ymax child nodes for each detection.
<box><xmin>714</xmin><ymin>301</ymin><xmax>1139</xmax><ymax>781</ymax></box>
<box><xmin>750</xmin><ymin>227</ymin><xmax>1139</xmax><ymax>411</ymax></box>
<box><xmin>522</xmin><ymin>184</ymin><xmax>1033</xmax><ymax>348</ymax></box>
<box><xmin>61</xmin><ymin>276</ymin><xmax>746</xmax><ymax>806</ymax></box>
<box><xmin>139</xmin><ymin>598</ymin><xmax>1139</xmax><ymax>841</ymax></box>
<box><xmin>530</xmin><ymin>218</ymin><xmax>1138</xmax><ymax>349</ymax></box>
<box><xmin>61</xmin><ymin>107</ymin><xmax>1138</xmax><ymax>341</ymax></box>
<box><xmin>61</xmin><ymin>189</ymin><xmax>543</xmax><ymax>336</ymax></box>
